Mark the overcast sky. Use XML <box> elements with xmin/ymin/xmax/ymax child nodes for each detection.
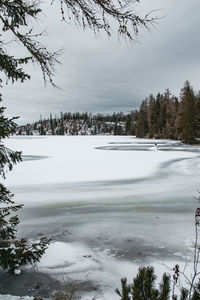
<box><xmin>2</xmin><ymin>0</ymin><xmax>200</xmax><ymax>124</ymax></box>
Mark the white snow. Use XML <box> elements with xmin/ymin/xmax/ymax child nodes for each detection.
<box><xmin>39</xmin><ymin>241</ymin><xmax>94</xmax><ymax>271</ymax></box>
<box><xmin>3</xmin><ymin>136</ymin><xmax>199</xmax><ymax>209</ymax></box>
<box><xmin>0</xmin><ymin>296</ymin><xmax>33</xmax><ymax>300</ymax></box>
<box><xmin>14</xmin><ymin>269</ymin><xmax>21</xmax><ymax>275</ymax></box>
<box><xmin>4</xmin><ymin>136</ymin><xmax>195</xmax><ymax>187</ymax></box>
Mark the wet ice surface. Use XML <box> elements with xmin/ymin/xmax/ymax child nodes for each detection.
<box><xmin>3</xmin><ymin>136</ymin><xmax>200</xmax><ymax>299</ymax></box>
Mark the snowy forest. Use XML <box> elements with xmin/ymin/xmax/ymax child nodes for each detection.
<box><xmin>17</xmin><ymin>81</ymin><xmax>200</xmax><ymax>144</ymax></box>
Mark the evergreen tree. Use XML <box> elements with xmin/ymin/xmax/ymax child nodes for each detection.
<box><xmin>116</xmin><ymin>278</ymin><xmax>131</xmax><ymax>300</ymax></box>
<box><xmin>179</xmin><ymin>81</ymin><xmax>197</xmax><ymax>144</ymax></box>
<box><xmin>57</xmin><ymin>119</ymin><xmax>65</xmax><ymax>135</ymax></box>
<box><xmin>39</xmin><ymin>122</ymin><xmax>46</xmax><ymax>136</ymax></box>
<box><xmin>136</xmin><ymin>100</ymin><xmax>148</xmax><ymax>138</ymax></box>
<box><xmin>116</xmin><ymin>266</ymin><xmax>200</xmax><ymax>300</ymax></box>
<box><xmin>50</xmin><ymin>113</ymin><xmax>55</xmax><ymax>135</ymax></box>
<box><xmin>0</xmin><ymin>181</ymin><xmax>50</xmax><ymax>273</ymax></box>
<box><xmin>0</xmin><ymin>99</ymin><xmax>50</xmax><ymax>273</ymax></box>
<box><xmin>125</xmin><ymin>114</ymin><xmax>135</xmax><ymax>135</ymax></box>
<box><xmin>133</xmin><ymin>83</ymin><xmax>200</xmax><ymax>142</ymax></box>
<box><xmin>194</xmin><ymin>93</ymin><xmax>200</xmax><ymax>139</ymax></box>
<box><xmin>159</xmin><ymin>103</ymin><xmax>167</xmax><ymax>136</ymax></box>
<box><xmin>114</xmin><ymin>123</ymin><xmax>120</xmax><ymax>135</ymax></box>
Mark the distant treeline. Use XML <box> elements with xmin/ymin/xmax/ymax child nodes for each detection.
<box><xmin>17</xmin><ymin>81</ymin><xmax>200</xmax><ymax>144</ymax></box>
<box><xmin>17</xmin><ymin>111</ymin><xmax>138</xmax><ymax>136</ymax></box>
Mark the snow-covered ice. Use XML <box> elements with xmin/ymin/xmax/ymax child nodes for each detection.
<box><xmin>4</xmin><ymin>136</ymin><xmax>195</xmax><ymax>187</ymax></box>
<box><xmin>2</xmin><ymin>136</ymin><xmax>200</xmax><ymax>299</ymax></box>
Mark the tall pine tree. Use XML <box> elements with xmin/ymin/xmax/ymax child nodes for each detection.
<box><xmin>136</xmin><ymin>100</ymin><xmax>149</xmax><ymax>138</ymax></box>
<box><xmin>179</xmin><ymin>81</ymin><xmax>197</xmax><ymax>144</ymax></box>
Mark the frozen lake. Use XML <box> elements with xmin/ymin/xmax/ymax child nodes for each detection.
<box><xmin>3</xmin><ymin>136</ymin><xmax>200</xmax><ymax>299</ymax></box>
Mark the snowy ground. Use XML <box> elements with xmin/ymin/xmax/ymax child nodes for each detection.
<box><xmin>0</xmin><ymin>296</ymin><xmax>33</xmax><ymax>300</ymax></box>
<box><xmin>2</xmin><ymin>136</ymin><xmax>200</xmax><ymax>299</ymax></box>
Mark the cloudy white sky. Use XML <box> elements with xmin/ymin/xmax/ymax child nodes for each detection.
<box><xmin>2</xmin><ymin>0</ymin><xmax>200</xmax><ymax>124</ymax></box>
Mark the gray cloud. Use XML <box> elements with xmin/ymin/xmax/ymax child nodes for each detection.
<box><xmin>2</xmin><ymin>0</ymin><xmax>200</xmax><ymax>124</ymax></box>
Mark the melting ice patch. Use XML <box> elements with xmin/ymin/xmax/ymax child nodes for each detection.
<box><xmin>38</xmin><ymin>241</ymin><xmax>149</xmax><ymax>290</ymax></box>
<box><xmin>37</xmin><ymin>241</ymin><xmax>196</xmax><ymax>300</ymax></box>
